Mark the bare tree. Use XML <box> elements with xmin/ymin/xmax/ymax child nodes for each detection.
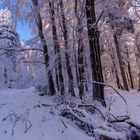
<box><xmin>58</xmin><ymin>0</ymin><xmax>75</xmax><ymax>96</ymax></box>
<box><xmin>49</xmin><ymin>0</ymin><xmax>64</xmax><ymax>95</ymax></box>
<box><xmin>113</xmin><ymin>32</ymin><xmax>129</xmax><ymax>91</ymax></box>
<box><xmin>106</xmin><ymin>1</ymin><xmax>134</xmax><ymax>91</ymax></box>
<box><xmin>31</xmin><ymin>0</ymin><xmax>55</xmax><ymax>95</ymax></box>
<box><xmin>74</xmin><ymin>0</ymin><xmax>85</xmax><ymax>99</ymax></box>
<box><xmin>85</xmin><ymin>0</ymin><xmax>105</xmax><ymax>104</ymax></box>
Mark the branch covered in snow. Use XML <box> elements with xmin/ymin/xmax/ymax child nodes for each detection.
<box><xmin>93</xmin><ymin>81</ymin><xmax>128</xmax><ymax>113</ymax></box>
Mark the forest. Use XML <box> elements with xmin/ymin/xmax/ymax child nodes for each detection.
<box><xmin>0</xmin><ymin>0</ymin><xmax>140</xmax><ymax>140</ymax></box>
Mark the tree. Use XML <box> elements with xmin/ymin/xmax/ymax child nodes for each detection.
<box><xmin>74</xmin><ymin>0</ymin><xmax>85</xmax><ymax>99</ymax></box>
<box><xmin>3</xmin><ymin>0</ymin><xmax>140</xmax><ymax>100</ymax></box>
<box><xmin>85</xmin><ymin>0</ymin><xmax>105</xmax><ymax>104</ymax></box>
<box><xmin>0</xmin><ymin>8</ymin><xmax>20</xmax><ymax>87</ymax></box>
<box><xmin>31</xmin><ymin>0</ymin><xmax>55</xmax><ymax>95</ymax></box>
<box><xmin>48</xmin><ymin>0</ymin><xmax>64</xmax><ymax>95</ymax></box>
<box><xmin>106</xmin><ymin>0</ymin><xmax>134</xmax><ymax>91</ymax></box>
<box><xmin>58</xmin><ymin>0</ymin><xmax>75</xmax><ymax>96</ymax></box>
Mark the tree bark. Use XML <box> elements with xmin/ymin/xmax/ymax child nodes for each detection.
<box><xmin>113</xmin><ymin>61</ymin><xmax>122</xmax><ymax>89</ymax></box>
<box><xmin>32</xmin><ymin>0</ymin><xmax>55</xmax><ymax>95</ymax></box>
<box><xmin>113</xmin><ymin>32</ymin><xmax>129</xmax><ymax>91</ymax></box>
<box><xmin>111</xmin><ymin>46</ymin><xmax>122</xmax><ymax>89</ymax></box>
<box><xmin>125</xmin><ymin>46</ymin><xmax>134</xmax><ymax>89</ymax></box>
<box><xmin>128</xmin><ymin>61</ymin><xmax>134</xmax><ymax>89</ymax></box>
<box><xmin>138</xmin><ymin>74</ymin><xmax>140</xmax><ymax>91</ymax></box>
<box><xmin>74</xmin><ymin>0</ymin><xmax>85</xmax><ymax>99</ymax></box>
<box><xmin>49</xmin><ymin>0</ymin><xmax>64</xmax><ymax>95</ymax></box>
<box><xmin>85</xmin><ymin>0</ymin><xmax>105</xmax><ymax>104</ymax></box>
<box><xmin>59</xmin><ymin>0</ymin><xmax>75</xmax><ymax>96</ymax></box>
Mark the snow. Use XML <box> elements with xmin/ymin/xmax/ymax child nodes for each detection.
<box><xmin>0</xmin><ymin>87</ymin><xmax>93</xmax><ymax>140</ymax></box>
<box><xmin>105</xmin><ymin>89</ymin><xmax>140</xmax><ymax>123</ymax></box>
<box><xmin>0</xmin><ymin>87</ymin><xmax>140</xmax><ymax>140</ymax></box>
<box><xmin>94</xmin><ymin>129</ymin><xmax>126</xmax><ymax>140</ymax></box>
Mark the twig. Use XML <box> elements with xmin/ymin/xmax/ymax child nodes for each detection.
<box><xmin>61</xmin><ymin>119</ymin><xmax>67</xmax><ymax>128</ymax></box>
<box><xmin>2</xmin><ymin>111</ymin><xmax>32</xmax><ymax>135</ymax></box>
<box><xmin>126</xmin><ymin>120</ymin><xmax>140</xmax><ymax>130</ymax></box>
<box><xmin>24</xmin><ymin>120</ymin><xmax>32</xmax><ymax>133</ymax></box>
<box><xmin>21</xmin><ymin>61</ymin><xmax>45</xmax><ymax>65</ymax></box>
<box><xmin>110</xmin><ymin>115</ymin><xmax>130</xmax><ymax>123</ymax></box>
<box><xmin>93</xmin><ymin>81</ymin><xmax>128</xmax><ymax>114</ymax></box>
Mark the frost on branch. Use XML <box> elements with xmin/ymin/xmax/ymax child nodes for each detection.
<box><xmin>0</xmin><ymin>8</ymin><xmax>20</xmax><ymax>88</ymax></box>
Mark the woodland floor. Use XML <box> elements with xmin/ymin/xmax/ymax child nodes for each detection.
<box><xmin>0</xmin><ymin>87</ymin><xmax>139</xmax><ymax>140</ymax></box>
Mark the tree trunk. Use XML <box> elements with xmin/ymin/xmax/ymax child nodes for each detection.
<box><xmin>49</xmin><ymin>0</ymin><xmax>64</xmax><ymax>95</ymax></box>
<box><xmin>125</xmin><ymin>46</ymin><xmax>134</xmax><ymax>89</ymax></box>
<box><xmin>77</xmin><ymin>21</ymin><xmax>85</xmax><ymax>99</ymax></box>
<box><xmin>128</xmin><ymin>61</ymin><xmax>134</xmax><ymax>89</ymax></box>
<box><xmin>59</xmin><ymin>0</ymin><xmax>75</xmax><ymax>96</ymax></box>
<box><xmin>85</xmin><ymin>0</ymin><xmax>105</xmax><ymax>104</ymax></box>
<box><xmin>74</xmin><ymin>0</ymin><xmax>85</xmax><ymax>99</ymax></box>
<box><xmin>32</xmin><ymin>0</ymin><xmax>55</xmax><ymax>95</ymax></box>
<box><xmin>73</xmin><ymin>42</ymin><xmax>79</xmax><ymax>86</ymax></box>
<box><xmin>113</xmin><ymin>32</ymin><xmax>129</xmax><ymax>91</ymax></box>
<box><xmin>111</xmin><ymin>46</ymin><xmax>122</xmax><ymax>89</ymax></box>
<box><xmin>113</xmin><ymin>62</ymin><xmax>122</xmax><ymax>89</ymax></box>
<box><xmin>138</xmin><ymin>74</ymin><xmax>140</xmax><ymax>91</ymax></box>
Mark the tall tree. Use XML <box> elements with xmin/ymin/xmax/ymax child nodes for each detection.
<box><xmin>113</xmin><ymin>32</ymin><xmax>129</xmax><ymax>90</ymax></box>
<box><xmin>58</xmin><ymin>0</ymin><xmax>75</xmax><ymax>96</ymax></box>
<box><xmin>74</xmin><ymin>0</ymin><xmax>85</xmax><ymax>99</ymax></box>
<box><xmin>85</xmin><ymin>0</ymin><xmax>105</xmax><ymax>103</ymax></box>
<box><xmin>110</xmin><ymin>41</ymin><xmax>122</xmax><ymax>89</ymax></box>
<box><xmin>48</xmin><ymin>0</ymin><xmax>64</xmax><ymax>95</ymax></box>
<box><xmin>31</xmin><ymin>0</ymin><xmax>55</xmax><ymax>95</ymax></box>
<box><xmin>125</xmin><ymin>46</ymin><xmax>134</xmax><ymax>89</ymax></box>
<box><xmin>106</xmin><ymin>0</ymin><xmax>134</xmax><ymax>90</ymax></box>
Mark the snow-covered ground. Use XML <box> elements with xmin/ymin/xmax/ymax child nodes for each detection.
<box><xmin>0</xmin><ymin>87</ymin><xmax>93</xmax><ymax>140</ymax></box>
<box><xmin>0</xmin><ymin>87</ymin><xmax>139</xmax><ymax>140</ymax></box>
<box><xmin>105</xmin><ymin>89</ymin><xmax>140</xmax><ymax>123</ymax></box>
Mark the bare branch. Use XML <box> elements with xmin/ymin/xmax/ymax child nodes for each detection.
<box><xmin>93</xmin><ymin>81</ymin><xmax>128</xmax><ymax>114</ymax></box>
<box><xmin>20</xmin><ymin>61</ymin><xmax>45</xmax><ymax>65</ymax></box>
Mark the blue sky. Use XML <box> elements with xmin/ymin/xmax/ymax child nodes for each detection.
<box><xmin>0</xmin><ymin>2</ymin><xmax>3</xmax><ymax>8</ymax></box>
<box><xmin>16</xmin><ymin>22</ymin><xmax>32</xmax><ymax>41</ymax></box>
<box><xmin>0</xmin><ymin>2</ymin><xmax>32</xmax><ymax>42</ymax></box>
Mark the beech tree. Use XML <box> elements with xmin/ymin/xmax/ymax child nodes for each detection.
<box><xmin>58</xmin><ymin>0</ymin><xmax>75</xmax><ymax>96</ymax></box>
<box><xmin>85</xmin><ymin>0</ymin><xmax>105</xmax><ymax>103</ymax></box>
<box><xmin>48</xmin><ymin>0</ymin><xmax>64</xmax><ymax>95</ymax></box>
<box><xmin>74</xmin><ymin>0</ymin><xmax>85</xmax><ymax>99</ymax></box>
<box><xmin>31</xmin><ymin>0</ymin><xmax>55</xmax><ymax>95</ymax></box>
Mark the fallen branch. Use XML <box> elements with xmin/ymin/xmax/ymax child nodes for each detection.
<box><xmin>60</xmin><ymin>109</ymin><xmax>95</xmax><ymax>135</ymax></box>
<box><xmin>2</xmin><ymin>111</ymin><xmax>32</xmax><ymax>135</ymax></box>
<box><xmin>61</xmin><ymin>119</ymin><xmax>67</xmax><ymax>128</ymax></box>
<box><xmin>110</xmin><ymin>115</ymin><xmax>130</xmax><ymax>123</ymax></box>
<box><xmin>78</xmin><ymin>104</ymin><xmax>105</xmax><ymax>120</ymax></box>
<box><xmin>126</xmin><ymin>120</ymin><xmax>140</xmax><ymax>130</ymax></box>
<box><xmin>33</xmin><ymin>104</ymin><xmax>52</xmax><ymax>109</ymax></box>
<box><xmin>93</xmin><ymin>81</ymin><xmax>128</xmax><ymax>114</ymax></box>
